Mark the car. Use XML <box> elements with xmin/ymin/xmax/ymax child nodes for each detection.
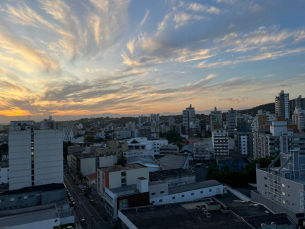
<box><xmin>72</xmin><ymin>202</ymin><xmax>77</xmax><ymax>208</ymax></box>
<box><xmin>66</xmin><ymin>226</ymin><xmax>74</xmax><ymax>229</ymax></box>
<box><xmin>81</xmin><ymin>219</ymin><xmax>87</xmax><ymax>227</ymax></box>
<box><xmin>70</xmin><ymin>197</ymin><xmax>74</xmax><ymax>202</ymax></box>
<box><xmin>90</xmin><ymin>200</ymin><xmax>95</xmax><ymax>205</ymax></box>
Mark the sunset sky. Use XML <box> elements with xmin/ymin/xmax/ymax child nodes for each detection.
<box><xmin>0</xmin><ymin>0</ymin><xmax>305</xmax><ymax>122</ymax></box>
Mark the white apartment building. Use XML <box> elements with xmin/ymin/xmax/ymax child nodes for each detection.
<box><xmin>212</xmin><ymin>129</ymin><xmax>229</xmax><ymax>159</ymax></box>
<box><xmin>9</xmin><ymin>121</ymin><xmax>63</xmax><ymax>190</ymax></box>
<box><xmin>97</xmin><ymin>164</ymin><xmax>149</xmax><ymax>198</ymax></box>
<box><xmin>210</xmin><ymin>107</ymin><xmax>222</xmax><ymax>131</ymax></box>
<box><xmin>292</xmin><ymin>107</ymin><xmax>305</xmax><ymax>132</ymax></box>
<box><xmin>127</xmin><ymin>138</ymin><xmax>168</xmax><ymax>153</ymax></box>
<box><xmin>61</xmin><ymin>122</ymin><xmax>75</xmax><ymax>142</ymax></box>
<box><xmin>193</xmin><ymin>139</ymin><xmax>213</xmax><ymax>161</ymax></box>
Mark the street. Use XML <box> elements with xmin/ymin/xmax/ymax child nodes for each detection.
<box><xmin>64</xmin><ymin>169</ymin><xmax>115</xmax><ymax>229</ymax></box>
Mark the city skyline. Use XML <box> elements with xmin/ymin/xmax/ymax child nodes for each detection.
<box><xmin>0</xmin><ymin>0</ymin><xmax>305</xmax><ymax>123</ymax></box>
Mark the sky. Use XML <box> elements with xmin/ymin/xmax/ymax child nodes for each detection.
<box><xmin>0</xmin><ymin>0</ymin><xmax>305</xmax><ymax>122</ymax></box>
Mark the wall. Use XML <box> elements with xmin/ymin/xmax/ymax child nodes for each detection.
<box><xmin>8</xmin><ymin>217</ymin><xmax>60</xmax><ymax>229</ymax></box>
<box><xmin>108</xmin><ymin>167</ymin><xmax>149</xmax><ymax>189</ymax></box>
<box><xmin>251</xmin><ymin>190</ymin><xmax>303</xmax><ymax>225</ymax></box>
<box><xmin>0</xmin><ymin>191</ymin><xmax>41</xmax><ymax>211</ymax></box>
<box><xmin>0</xmin><ymin>167</ymin><xmax>8</xmax><ymax>184</ymax></box>
<box><xmin>41</xmin><ymin>189</ymin><xmax>66</xmax><ymax>205</ymax></box>
<box><xmin>80</xmin><ymin>157</ymin><xmax>96</xmax><ymax>176</ymax></box>
<box><xmin>118</xmin><ymin>210</ymin><xmax>137</xmax><ymax>229</ymax></box>
<box><xmin>34</xmin><ymin>130</ymin><xmax>63</xmax><ymax>186</ymax></box>
<box><xmin>9</xmin><ymin>130</ymin><xmax>32</xmax><ymax>190</ymax></box>
<box><xmin>99</xmin><ymin>155</ymin><xmax>117</xmax><ymax>168</ymax></box>
<box><xmin>149</xmin><ymin>184</ymin><xmax>225</xmax><ymax>205</ymax></box>
<box><xmin>149</xmin><ymin>182</ymin><xmax>168</xmax><ymax>199</ymax></box>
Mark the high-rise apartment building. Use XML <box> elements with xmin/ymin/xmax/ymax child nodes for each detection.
<box><xmin>210</xmin><ymin>107</ymin><xmax>222</xmax><ymax>131</ymax></box>
<box><xmin>290</xmin><ymin>95</ymin><xmax>305</xmax><ymax>112</ymax></box>
<box><xmin>168</xmin><ymin>116</ymin><xmax>175</xmax><ymax>126</ymax></box>
<box><xmin>234</xmin><ymin>123</ymin><xmax>253</xmax><ymax>158</ymax></box>
<box><xmin>212</xmin><ymin>129</ymin><xmax>229</xmax><ymax>159</ymax></box>
<box><xmin>254</xmin><ymin>150</ymin><xmax>305</xmax><ymax>224</ymax></box>
<box><xmin>9</xmin><ymin>121</ymin><xmax>63</xmax><ymax>190</ymax></box>
<box><xmin>138</xmin><ymin>115</ymin><xmax>147</xmax><ymax>126</ymax></box>
<box><xmin>227</xmin><ymin>108</ymin><xmax>237</xmax><ymax>134</ymax></box>
<box><xmin>292</xmin><ymin>107</ymin><xmax>305</xmax><ymax>132</ymax></box>
<box><xmin>275</xmin><ymin>90</ymin><xmax>290</xmax><ymax>120</ymax></box>
<box><xmin>182</xmin><ymin>104</ymin><xmax>196</xmax><ymax>135</ymax></box>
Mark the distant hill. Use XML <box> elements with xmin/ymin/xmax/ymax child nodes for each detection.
<box><xmin>238</xmin><ymin>102</ymin><xmax>275</xmax><ymax>116</ymax></box>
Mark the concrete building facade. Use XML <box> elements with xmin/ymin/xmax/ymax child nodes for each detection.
<box><xmin>275</xmin><ymin>90</ymin><xmax>290</xmax><ymax>121</ymax></box>
<box><xmin>212</xmin><ymin>129</ymin><xmax>229</xmax><ymax>159</ymax></box>
<box><xmin>9</xmin><ymin>121</ymin><xmax>63</xmax><ymax>190</ymax></box>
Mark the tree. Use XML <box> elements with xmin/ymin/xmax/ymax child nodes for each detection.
<box><xmin>206</xmin><ymin>156</ymin><xmax>278</xmax><ymax>187</ymax></box>
<box><xmin>84</xmin><ymin>135</ymin><xmax>95</xmax><ymax>142</ymax></box>
<box><xmin>196</xmin><ymin>131</ymin><xmax>203</xmax><ymax>138</ymax></box>
<box><xmin>204</xmin><ymin>130</ymin><xmax>212</xmax><ymax>138</ymax></box>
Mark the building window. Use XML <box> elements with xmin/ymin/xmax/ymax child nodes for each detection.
<box><xmin>200</xmin><ymin>191</ymin><xmax>203</xmax><ymax>194</ymax></box>
<box><xmin>160</xmin><ymin>191</ymin><xmax>164</xmax><ymax>194</ymax></box>
<box><xmin>121</xmin><ymin>178</ymin><xmax>126</xmax><ymax>184</ymax></box>
<box><xmin>159</xmin><ymin>199</ymin><xmax>162</xmax><ymax>202</ymax></box>
<box><xmin>151</xmin><ymin>201</ymin><xmax>155</xmax><ymax>204</ymax></box>
<box><xmin>191</xmin><ymin>193</ymin><xmax>194</xmax><ymax>196</ymax></box>
<box><xmin>182</xmin><ymin>195</ymin><xmax>185</xmax><ymax>197</ymax></box>
<box><xmin>209</xmin><ymin>189</ymin><xmax>212</xmax><ymax>192</ymax></box>
<box><xmin>18</xmin><ymin>197</ymin><xmax>22</xmax><ymax>199</ymax></box>
<box><xmin>29</xmin><ymin>195</ymin><xmax>34</xmax><ymax>198</ymax></box>
<box><xmin>151</xmin><ymin>193</ymin><xmax>155</xmax><ymax>196</ymax></box>
<box><xmin>121</xmin><ymin>171</ymin><xmax>126</xmax><ymax>177</ymax></box>
<box><xmin>172</xmin><ymin>196</ymin><xmax>175</xmax><ymax>199</ymax></box>
<box><xmin>10</xmin><ymin>198</ymin><xmax>14</xmax><ymax>202</ymax></box>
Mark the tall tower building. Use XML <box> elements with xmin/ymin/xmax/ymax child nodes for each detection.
<box><xmin>210</xmin><ymin>107</ymin><xmax>222</xmax><ymax>131</ymax></box>
<box><xmin>275</xmin><ymin>90</ymin><xmax>290</xmax><ymax>120</ymax></box>
<box><xmin>227</xmin><ymin>108</ymin><xmax>237</xmax><ymax>134</ymax></box>
<box><xmin>9</xmin><ymin>120</ymin><xmax>63</xmax><ymax>190</ymax></box>
<box><xmin>182</xmin><ymin>104</ymin><xmax>195</xmax><ymax>135</ymax></box>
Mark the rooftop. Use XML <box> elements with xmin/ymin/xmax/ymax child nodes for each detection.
<box><xmin>72</xmin><ymin>152</ymin><xmax>116</xmax><ymax>158</ymax></box>
<box><xmin>86</xmin><ymin>173</ymin><xmax>97</xmax><ymax>180</ymax></box>
<box><xmin>0</xmin><ymin>208</ymin><xmax>58</xmax><ymax>228</ymax></box>
<box><xmin>169</xmin><ymin>180</ymin><xmax>221</xmax><ymax>195</ymax></box>
<box><xmin>158</xmin><ymin>154</ymin><xmax>189</xmax><ymax>170</ymax></box>
<box><xmin>119</xmin><ymin>200</ymin><xmax>251</xmax><ymax>229</ymax></box>
<box><xmin>127</xmin><ymin>156</ymin><xmax>159</xmax><ymax>168</ymax></box>
<box><xmin>0</xmin><ymin>183</ymin><xmax>65</xmax><ymax>196</ymax></box>
<box><xmin>150</xmin><ymin>168</ymin><xmax>194</xmax><ymax>181</ymax></box>
<box><xmin>109</xmin><ymin>185</ymin><xmax>138</xmax><ymax>195</ymax></box>
<box><xmin>180</xmin><ymin>144</ymin><xmax>193</xmax><ymax>152</ymax></box>
<box><xmin>98</xmin><ymin>163</ymin><xmax>146</xmax><ymax>173</ymax></box>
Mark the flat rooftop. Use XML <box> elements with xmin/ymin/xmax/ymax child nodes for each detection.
<box><xmin>0</xmin><ymin>183</ymin><xmax>65</xmax><ymax>196</ymax></box>
<box><xmin>0</xmin><ymin>208</ymin><xmax>57</xmax><ymax>228</ymax></box>
<box><xmin>169</xmin><ymin>180</ymin><xmax>221</xmax><ymax>195</ymax></box>
<box><xmin>98</xmin><ymin>163</ymin><xmax>146</xmax><ymax>173</ymax></box>
<box><xmin>150</xmin><ymin>168</ymin><xmax>194</xmax><ymax>181</ymax></box>
<box><xmin>159</xmin><ymin>154</ymin><xmax>188</xmax><ymax>170</ymax></box>
<box><xmin>72</xmin><ymin>152</ymin><xmax>116</xmax><ymax>158</ymax></box>
<box><xmin>120</xmin><ymin>200</ymin><xmax>251</xmax><ymax>229</ymax></box>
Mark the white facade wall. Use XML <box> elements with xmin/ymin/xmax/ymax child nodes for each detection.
<box><xmin>9</xmin><ymin>129</ymin><xmax>32</xmax><ymax>190</ymax></box>
<box><xmin>0</xmin><ymin>167</ymin><xmax>9</xmax><ymax>184</ymax></box>
<box><xmin>80</xmin><ymin>157</ymin><xmax>96</xmax><ymax>176</ymax></box>
<box><xmin>34</xmin><ymin>130</ymin><xmax>63</xmax><ymax>186</ymax></box>
<box><xmin>99</xmin><ymin>155</ymin><xmax>118</xmax><ymax>168</ymax></box>
<box><xmin>152</xmin><ymin>140</ymin><xmax>168</xmax><ymax>152</ymax></box>
<box><xmin>150</xmin><ymin>184</ymin><xmax>225</xmax><ymax>205</ymax></box>
<box><xmin>9</xmin><ymin>123</ymin><xmax>63</xmax><ymax>190</ymax></box>
<box><xmin>123</xmin><ymin>150</ymin><xmax>155</xmax><ymax>158</ymax></box>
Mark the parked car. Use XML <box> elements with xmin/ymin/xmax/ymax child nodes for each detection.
<box><xmin>90</xmin><ymin>200</ymin><xmax>95</xmax><ymax>205</ymax></box>
<box><xmin>81</xmin><ymin>219</ymin><xmax>87</xmax><ymax>227</ymax></box>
